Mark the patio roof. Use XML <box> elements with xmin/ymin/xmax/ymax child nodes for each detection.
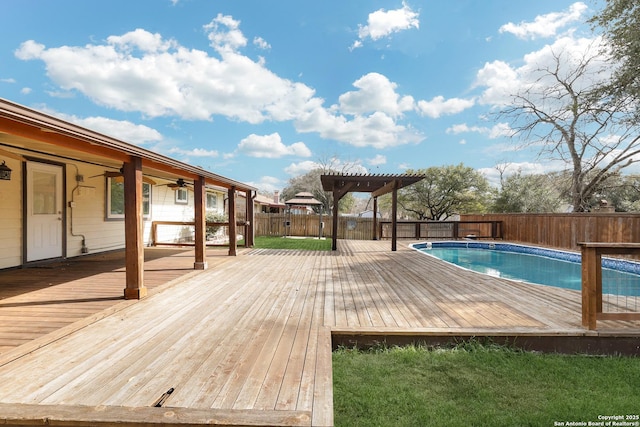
<box><xmin>0</xmin><ymin>98</ymin><xmax>256</xmax><ymax>193</ymax></box>
<box><xmin>321</xmin><ymin>173</ymin><xmax>425</xmax><ymax>251</ymax></box>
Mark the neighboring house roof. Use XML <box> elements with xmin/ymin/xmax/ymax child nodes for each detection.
<box><xmin>254</xmin><ymin>193</ymin><xmax>286</xmax><ymax>208</ymax></box>
<box><xmin>0</xmin><ymin>98</ymin><xmax>256</xmax><ymax>193</ymax></box>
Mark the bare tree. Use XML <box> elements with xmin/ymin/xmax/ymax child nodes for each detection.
<box><xmin>281</xmin><ymin>156</ymin><xmax>363</xmax><ymax>213</ymax></box>
<box><xmin>499</xmin><ymin>44</ymin><xmax>640</xmax><ymax>211</ymax></box>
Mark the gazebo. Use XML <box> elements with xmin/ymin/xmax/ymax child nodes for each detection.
<box><xmin>320</xmin><ymin>173</ymin><xmax>425</xmax><ymax>251</ymax></box>
<box><xmin>284</xmin><ymin>192</ymin><xmax>324</xmax><ymax>238</ymax></box>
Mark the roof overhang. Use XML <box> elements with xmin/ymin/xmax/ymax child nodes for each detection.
<box><xmin>0</xmin><ymin>98</ymin><xmax>256</xmax><ymax>193</ymax></box>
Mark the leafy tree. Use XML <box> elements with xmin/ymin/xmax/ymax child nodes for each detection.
<box><xmin>588</xmin><ymin>173</ymin><xmax>640</xmax><ymax>212</ymax></box>
<box><xmin>590</xmin><ymin>0</ymin><xmax>640</xmax><ymax>105</ymax></box>
<box><xmin>397</xmin><ymin>164</ymin><xmax>493</xmax><ymax>220</ymax></box>
<box><xmin>492</xmin><ymin>172</ymin><xmax>563</xmax><ymax>213</ymax></box>
<box><xmin>497</xmin><ymin>44</ymin><xmax>640</xmax><ymax>212</ymax></box>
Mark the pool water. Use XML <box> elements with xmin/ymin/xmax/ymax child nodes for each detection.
<box><xmin>420</xmin><ymin>247</ymin><xmax>640</xmax><ymax>296</ymax></box>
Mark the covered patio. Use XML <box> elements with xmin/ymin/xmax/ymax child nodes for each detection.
<box><xmin>0</xmin><ymin>240</ymin><xmax>637</xmax><ymax>426</ymax></box>
<box><xmin>0</xmin><ymin>98</ymin><xmax>256</xmax><ymax>301</ymax></box>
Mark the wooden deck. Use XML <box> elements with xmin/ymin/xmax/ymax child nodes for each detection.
<box><xmin>0</xmin><ymin>240</ymin><xmax>638</xmax><ymax>426</ymax></box>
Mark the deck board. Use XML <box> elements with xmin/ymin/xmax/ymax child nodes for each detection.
<box><xmin>0</xmin><ymin>240</ymin><xmax>638</xmax><ymax>426</ymax></box>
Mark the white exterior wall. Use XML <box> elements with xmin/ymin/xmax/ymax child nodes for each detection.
<box><xmin>0</xmin><ymin>157</ymin><xmax>23</xmax><ymax>269</ymax></box>
<box><xmin>0</xmin><ymin>155</ymin><xmax>229</xmax><ymax>270</ymax></box>
<box><xmin>147</xmin><ymin>187</ymin><xmax>226</xmax><ymax>245</ymax></box>
<box><xmin>65</xmin><ymin>163</ymin><xmax>125</xmax><ymax>256</ymax></box>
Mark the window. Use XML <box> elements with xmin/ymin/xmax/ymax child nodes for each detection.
<box><xmin>206</xmin><ymin>192</ymin><xmax>218</xmax><ymax>210</ymax></box>
<box><xmin>106</xmin><ymin>177</ymin><xmax>151</xmax><ymax>219</ymax></box>
<box><xmin>175</xmin><ymin>188</ymin><xmax>188</xmax><ymax>204</ymax></box>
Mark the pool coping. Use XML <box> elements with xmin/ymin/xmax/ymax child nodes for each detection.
<box><xmin>410</xmin><ymin>240</ymin><xmax>640</xmax><ymax>275</ymax></box>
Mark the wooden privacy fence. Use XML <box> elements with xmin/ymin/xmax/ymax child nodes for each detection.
<box><xmin>462</xmin><ymin>213</ymin><xmax>640</xmax><ymax>252</ymax></box>
<box><xmin>254</xmin><ymin>213</ymin><xmax>502</xmax><ymax>241</ymax></box>
<box><xmin>378</xmin><ymin>220</ymin><xmax>502</xmax><ymax>240</ymax></box>
<box><xmin>254</xmin><ymin>213</ymin><xmax>373</xmax><ymax>240</ymax></box>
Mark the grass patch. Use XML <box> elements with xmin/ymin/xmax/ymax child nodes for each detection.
<box><xmin>333</xmin><ymin>342</ymin><xmax>640</xmax><ymax>427</ymax></box>
<box><xmin>253</xmin><ymin>235</ymin><xmax>332</xmax><ymax>251</ymax></box>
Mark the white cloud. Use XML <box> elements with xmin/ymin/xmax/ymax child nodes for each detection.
<box><xmin>367</xmin><ymin>154</ymin><xmax>387</xmax><ymax>166</ymax></box>
<box><xmin>338</xmin><ymin>72</ymin><xmax>414</xmax><ymax>118</ymax></box>
<box><xmin>246</xmin><ymin>175</ymin><xmax>282</xmax><ymax>193</ymax></box>
<box><xmin>499</xmin><ymin>2</ymin><xmax>587</xmax><ymax>40</ymax></box>
<box><xmin>473</xmin><ymin>35</ymin><xmax>611</xmax><ymax>107</ymax></box>
<box><xmin>237</xmin><ymin>133</ymin><xmax>311</xmax><ymax>158</ymax></box>
<box><xmin>204</xmin><ymin>14</ymin><xmax>247</xmax><ymax>53</ymax></box>
<box><xmin>20</xmin><ymin>87</ymin><xmax>32</xmax><ymax>95</ymax></box>
<box><xmin>285</xmin><ymin>160</ymin><xmax>321</xmax><ymax>176</ymax></box>
<box><xmin>446</xmin><ymin>122</ymin><xmax>513</xmax><ymax>139</ymax></box>
<box><xmin>15</xmin><ymin>19</ymin><xmax>426</xmax><ymax>150</ymax></box>
<box><xmin>48</xmin><ymin>111</ymin><xmax>163</xmax><ymax>145</ymax></box>
<box><xmin>253</xmin><ymin>37</ymin><xmax>271</xmax><ymax>50</ymax></box>
<box><xmin>14</xmin><ymin>28</ymin><xmax>317</xmax><ymax>124</ymax></box>
<box><xmin>479</xmin><ymin>161</ymin><xmax>558</xmax><ymax>186</ymax></box>
<box><xmin>284</xmin><ymin>159</ymin><xmax>367</xmax><ymax>176</ymax></box>
<box><xmin>1</xmin><ymin>78</ymin><xmax>16</xmax><ymax>83</ymax></box>
<box><xmin>295</xmin><ymin>108</ymin><xmax>423</xmax><ymax>149</ymax></box>
<box><xmin>416</xmin><ymin>96</ymin><xmax>474</xmax><ymax>118</ymax></box>
<box><xmin>352</xmin><ymin>1</ymin><xmax>419</xmax><ymax>49</ymax></box>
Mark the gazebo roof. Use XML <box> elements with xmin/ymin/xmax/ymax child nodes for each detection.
<box><xmin>320</xmin><ymin>173</ymin><xmax>425</xmax><ymax>199</ymax></box>
<box><xmin>285</xmin><ymin>192</ymin><xmax>323</xmax><ymax>206</ymax></box>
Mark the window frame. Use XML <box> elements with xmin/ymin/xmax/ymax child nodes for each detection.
<box><xmin>106</xmin><ymin>177</ymin><xmax>151</xmax><ymax>220</ymax></box>
<box><xmin>175</xmin><ymin>187</ymin><xmax>188</xmax><ymax>205</ymax></box>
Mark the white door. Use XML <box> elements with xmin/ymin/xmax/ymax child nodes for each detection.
<box><xmin>26</xmin><ymin>162</ymin><xmax>64</xmax><ymax>262</ymax></box>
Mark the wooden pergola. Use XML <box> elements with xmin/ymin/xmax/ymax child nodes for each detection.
<box><xmin>320</xmin><ymin>173</ymin><xmax>425</xmax><ymax>251</ymax></box>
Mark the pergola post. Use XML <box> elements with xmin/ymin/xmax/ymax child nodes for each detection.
<box><xmin>246</xmin><ymin>190</ymin><xmax>255</xmax><ymax>247</ymax></box>
<box><xmin>123</xmin><ymin>156</ymin><xmax>147</xmax><ymax>300</ymax></box>
<box><xmin>391</xmin><ymin>180</ymin><xmax>398</xmax><ymax>252</ymax></box>
<box><xmin>193</xmin><ymin>176</ymin><xmax>207</xmax><ymax>270</ymax></box>
<box><xmin>372</xmin><ymin>196</ymin><xmax>378</xmax><ymax>240</ymax></box>
<box><xmin>228</xmin><ymin>186</ymin><xmax>237</xmax><ymax>256</ymax></box>
<box><xmin>331</xmin><ymin>188</ymin><xmax>339</xmax><ymax>251</ymax></box>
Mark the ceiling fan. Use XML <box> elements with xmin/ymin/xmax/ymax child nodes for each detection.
<box><xmin>159</xmin><ymin>178</ymin><xmax>191</xmax><ymax>189</ymax></box>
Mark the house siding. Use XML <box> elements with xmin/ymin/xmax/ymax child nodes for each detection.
<box><xmin>0</xmin><ymin>159</ymin><xmax>230</xmax><ymax>270</ymax></box>
<box><xmin>0</xmin><ymin>157</ymin><xmax>22</xmax><ymax>269</ymax></box>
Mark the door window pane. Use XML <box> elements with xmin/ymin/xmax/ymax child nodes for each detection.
<box><xmin>33</xmin><ymin>171</ymin><xmax>57</xmax><ymax>215</ymax></box>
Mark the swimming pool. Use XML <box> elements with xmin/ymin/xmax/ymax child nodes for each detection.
<box><xmin>411</xmin><ymin>241</ymin><xmax>640</xmax><ymax>297</ymax></box>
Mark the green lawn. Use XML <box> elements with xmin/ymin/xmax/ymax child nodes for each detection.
<box><xmin>333</xmin><ymin>343</ymin><xmax>640</xmax><ymax>427</ymax></box>
<box><xmin>253</xmin><ymin>235</ymin><xmax>332</xmax><ymax>251</ymax></box>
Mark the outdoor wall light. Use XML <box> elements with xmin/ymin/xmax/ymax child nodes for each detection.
<box><xmin>0</xmin><ymin>161</ymin><xmax>11</xmax><ymax>181</ymax></box>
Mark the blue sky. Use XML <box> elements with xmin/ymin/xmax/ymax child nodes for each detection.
<box><xmin>0</xmin><ymin>1</ymin><xmax>603</xmax><ymax>193</ymax></box>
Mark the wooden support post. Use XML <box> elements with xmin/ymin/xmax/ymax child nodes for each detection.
<box><xmin>193</xmin><ymin>176</ymin><xmax>207</xmax><ymax>270</ymax></box>
<box><xmin>581</xmin><ymin>245</ymin><xmax>599</xmax><ymax>330</ymax></box>
<box><xmin>391</xmin><ymin>180</ymin><xmax>398</xmax><ymax>252</ymax></box>
<box><xmin>372</xmin><ymin>197</ymin><xmax>378</xmax><ymax>240</ymax></box>
<box><xmin>123</xmin><ymin>156</ymin><xmax>147</xmax><ymax>300</ymax></box>
<box><xmin>246</xmin><ymin>190</ymin><xmax>254</xmax><ymax>247</ymax></box>
<box><xmin>228</xmin><ymin>186</ymin><xmax>237</xmax><ymax>256</ymax></box>
<box><xmin>331</xmin><ymin>189</ymin><xmax>340</xmax><ymax>251</ymax></box>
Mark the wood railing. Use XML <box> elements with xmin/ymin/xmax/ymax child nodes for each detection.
<box><xmin>578</xmin><ymin>242</ymin><xmax>640</xmax><ymax>330</ymax></box>
<box><xmin>378</xmin><ymin>220</ymin><xmax>502</xmax><ymax>240</ymax></box>
<box><xmin>151</xmin><ymin>221</ymin><xmax>248</xmax><ymax>247</ymax></box>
